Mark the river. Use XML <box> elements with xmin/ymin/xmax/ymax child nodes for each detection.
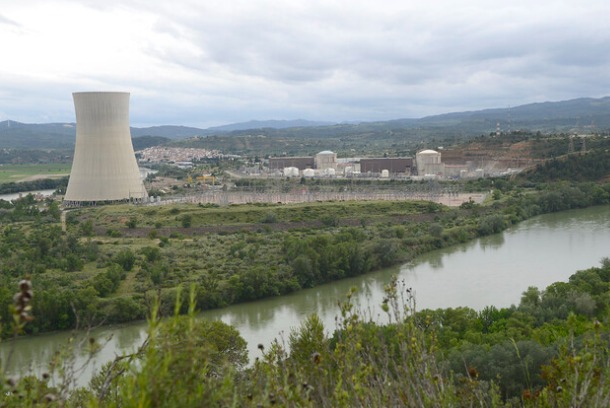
<box><xmin>0</xmin><ymin>189</ymin><xmax>56</xmax><ymax>202</ymax></box>
<box><xmin>1</xmin><ymin>205</ymin><xmax>609</xmax><ymax>387</ymax></box>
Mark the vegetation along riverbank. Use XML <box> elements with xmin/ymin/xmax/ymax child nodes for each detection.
<box><xmin>0</xmin><ymin>149</ymin><xmax>609</xmax><ymax>405</ymax></box>
<box><xmin>0</xmin><ymin>150</ymin><xmax>609</xmax><ymax>337</ymax></box>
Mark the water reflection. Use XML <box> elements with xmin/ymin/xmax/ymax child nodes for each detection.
<box><xmin>479</xmin><ymin>233</ymin><xmax>505</xmax><ymax>250</ymax></box>
<box><xmin>114</xmin><ymin>324</ymin><xmax>146</xmax><ymax>350</ymax></box>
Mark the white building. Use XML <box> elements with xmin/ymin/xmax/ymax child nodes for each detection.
<box><xmin>302</xmin><ymin>168</ymin><xmax>315</xmax><ymax>178</ymax></box>
<box><xmin>314</xmin><ymin>150</ymin><xmax>337</xmax><ymax>170</ymax></box>
<box><xmin>283</xmin><ymin>167</ymin><xmax>300</xmax><ymax>177</ymax></box>
<box><xmin>64</xmin><ymin>92</ymin><xmax>147</xmax><ymax>205</ymax></box>
<box><xmin>415</xmin><ymin>149</ymin><xmax>444</xmax><ymax>177</ymax></box>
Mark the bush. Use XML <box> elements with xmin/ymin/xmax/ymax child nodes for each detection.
<box><xmin>126</xmin><ymin>217</ymin><xmax>137</xmax><ymax>229</ymax></box>
<box><xmin>478</xmin><ymin>214</ymin><xmax>505</xmax><ymax>235</ymax></box>
<box><xmin>114</xmin><ymin>249</ymin><xmax>136</xmax><ymax>272</ymax></box>
<box><xmin>261</xmin><ymin>212</ymin><xmax>277</xmax><ymax>223</ymax></box>
<box><xmin>181</xmin><ymin>214</ymin><xmax>192</xmax><ymax>228</ymax></box>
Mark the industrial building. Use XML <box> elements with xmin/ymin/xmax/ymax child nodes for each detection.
<box><xmin>268</xmin><ymin>151</ymin><xmax>421</xmax><ymax>178</ymax></box>
<box><xmin>360</xmin><ymin>158</ymin><xmax>413</xmax><ymax>175</ymax></box>
<box><xmin>314</xmin><ymin>151</ymin><xmax>337</xmax><ymax>170</ymax></box>
<box><xmin>415</xmin><ymin>149</ymin><xmax>444</xmax><ymax>177</ymax></box>
<box><xmin>267</xmin><ymin>149</ymin><xmax>489</xmax><ymax>179</ymax></box>
<box><xmin>268</xmin><ymin>157</ymin><xmax>314</xmax><ymax>171</ymax></box>
<box><xmin>64</xmin><ymin>92</ymin><xmax>147</xmax><ymax>205</ymax></box>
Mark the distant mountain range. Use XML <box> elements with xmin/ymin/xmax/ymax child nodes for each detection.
<box><xmin>1</xmin><ymin>97</ymin><xmax>609</xmax><ymax>149</ymax></box>
<box><xmin>206</xmin><ymin>119</ymin><xmax>334</xmax><ymax>132</ymax></box>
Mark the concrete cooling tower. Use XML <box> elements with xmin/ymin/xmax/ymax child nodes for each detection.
<box><xmin>64</xmin><ymin>92</ymin><xmax>147</xmax><ymax>205</ymax></box>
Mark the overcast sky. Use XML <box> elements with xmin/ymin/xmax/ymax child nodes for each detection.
<box><xmin>1</xmin><ymin>0</ymin><xmax>610</xmax><ymax>128</ymax></box>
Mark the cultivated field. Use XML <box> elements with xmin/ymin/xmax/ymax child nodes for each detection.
<box><xmin>0</xmin><ymin>163</ymin><xmax>71</xmax><ymax>183</ymax></box>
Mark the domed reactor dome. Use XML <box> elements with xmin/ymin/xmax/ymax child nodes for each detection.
<box><xmin>64</xmin><ymin>92</ymin><xmax>147</xmax><ymax>206</ymax></box>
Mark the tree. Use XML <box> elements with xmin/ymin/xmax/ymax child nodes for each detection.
<box><xmin>114</xmin><ymin>249</ymin><xmax>136</xmax><ymax>272</ymax></box>
<box><xmin>154</xmin><ymin>315</ymin><xmax>248</xmax><ymax>377</ymax></box>
<box><xmin>181</xmin><ymin>214</ymin><xmax>192</xmax><ymax>228</ymax></box>
<box><xmin>126</xmin><ymin>217</ymin><xmax>137</xmax><ymax>229</ymax></box>
<box><xmin>289</xmin><ymin>313</ymin><xmax>328</xmax><ymax>365</ymax></box>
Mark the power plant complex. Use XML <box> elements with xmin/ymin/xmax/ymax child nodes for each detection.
<box><xmin>64</xmin><ymin>92</ymin><xmax>147</xmax><ymax>206</ymax></box>
<box><xmin>59</xmin><ymin>91</ymin><xmax>500</xmax><ymax>209</ymax></box>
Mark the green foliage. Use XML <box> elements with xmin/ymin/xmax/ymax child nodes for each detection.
<box><xmin>525</xmin><ymin>150</ymin><xmax>610</xmax><ymax>183</ymax></box>
<box><xmin>99</xmin><ymin>296</ymin><xmax>145</xmax><ymax>323</ymax></box>
<box><xmin>447</xmin><ymin>340</ymin><xmax>555</xmax><ymax>399</ymax></box>
<box><xmin>5</xmin><ymin>261</ymin><xmax>610</xmax><ymax>406</ymax></box>
<box><xmin>478</xmin><ymin>214</ymin><xmax>506</xmax><ymax>235</ymax></box>
<box><xmin>288</xmin><ymin>314</ymin><xmax>329</xmax><ymax>366</ymax></box>
<box><xmin>0</xmin><ymin>174</ymin><xmax>68</xmax><ymax>192</ymax></box>
<box><xmin>538</xmin><ymin>321</ymin><xmax>610</xmax><ymax>407</ymax></box>
<box><xmin>428</xmin><ymin>222</ymin><xmax>443</xmax><ymax>238</ymax></box>
<box><xmin>114</xmin><ymin>249</ymin><xmax>136</xmax><ymax>272</ymax></box>
<box><xmin>126</xmin><ymin>217</ymin><xmax>137</xmax><ymax>229</ymax></box>
<box><xmin>82</xmin><ymin>289</ymin><xmax>246</xmax><ymax>407</ymax></box>
<box><xmin>92</xmin><ymin>264</ymin><xmax>125</xmax><ymax>297</ymax></box>
<box><xmin>79</xmin><ymin>220</ymin><xmax>94</xmax><ymax>236</ymax></box>
<box><xmin>260</xmin><ymin>211</ymin><xmax>277</xmax><ymax>224</ymax></box>
<box><xmin>180</xmin><ymin>214</ymin><xmax>192</xmax><ymax>228</ymax></box>
<box><xmin>372</xmin><ymin>238</ymin><xmax>401</xmax><ymax>267</ymax></box>
<box><xmin>106</xmin><ymin>229</ymin><xmax>121</xmax><ymax>238</ymax></box>
<box><xmin>140</xmin><ymin>246</ymin><xmax>161</xmax><ymax>263</ymax></box>
<box><xmin>0</xmin><ymin>175</ymin><xmax>608</xmax><ymax>340</ymax></box>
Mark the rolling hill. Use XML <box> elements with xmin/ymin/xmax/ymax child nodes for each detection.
<box><xmin>1</xmin><ymin>96</ymin><xmax>609</xmax><ymax>150</ymax></box>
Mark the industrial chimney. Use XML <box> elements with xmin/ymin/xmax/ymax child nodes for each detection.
<box><xmin>64</xmin><ymin>92</ymin><xmax>147</xmax><ymax>205</ymax></box>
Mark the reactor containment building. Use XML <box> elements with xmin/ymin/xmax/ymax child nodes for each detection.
<box><xmin>64</xmin><ymin>92</ymin><xmax>147</xmax><ymax>206</ymax></box>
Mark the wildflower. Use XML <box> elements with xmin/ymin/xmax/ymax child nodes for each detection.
<box><xmin>13</xmin><ymin>278</ymin><xmax>34</xmax><ymax>324</ymax></box>
<box><xmin>467</xmin><ymin>367</ymin><xmax>478</xmax><ymax>379</ymax></box>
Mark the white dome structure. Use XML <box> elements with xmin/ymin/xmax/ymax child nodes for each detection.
<box><xmin>416</xmin><ymin>149</ymin><xmax>444</xmax><ymax>177</ymax></box>
<box><xmin>314</xmin><ymin>150</ymin><xmax>337</xmax><ymax>170</ymax></box>
<box><xmin>64</xmin><ymin>92</ymin><xmax>147</xmax><ymax>205</ymax></box>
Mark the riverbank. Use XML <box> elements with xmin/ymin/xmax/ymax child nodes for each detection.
<box><xmin>0</xmin><ymin>176</ymin><xmax>605</xmax><ymax>340</ymax></box>
<box><xmin>2</xmin><ymin>205</ymin><xmax>610</xmax><ymax>403</ymax></box>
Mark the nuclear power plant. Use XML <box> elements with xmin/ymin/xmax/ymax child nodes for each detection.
<box><xmin>63</xmin><ymin>92</ymin><xmax>147</xmax><ymax>206</ymax></box>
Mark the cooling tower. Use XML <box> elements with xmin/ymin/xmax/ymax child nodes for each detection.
<box><xmin>64</xmin><ymin>92</ymin><xmax>147</xmax><ymax>205</ymax></box>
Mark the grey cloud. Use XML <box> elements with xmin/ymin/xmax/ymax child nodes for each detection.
<box><xmin>4</xmin><ymin>1</ymin><xmax>610</xmax><ymax>126</ymax></box>
<box><xmin>0</xmin><ymin>14</ymin><xmax>20</xmax><ymax>27</ymax></box>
